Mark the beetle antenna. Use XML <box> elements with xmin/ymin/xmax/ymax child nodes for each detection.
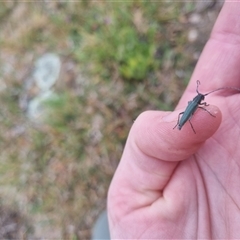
<box><xmin>204</xmin><ymin>86</ymin><xmax>240</xmax><ymax>96</ymax></box>
<box><xmin>196</xmin><ymin>80</ymin><xmax>201</xmax><ymax>94</ymax></box>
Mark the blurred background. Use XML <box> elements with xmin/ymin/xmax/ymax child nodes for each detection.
<box><xmin>0</xmin><ymin>1</ymin><xmax>223</xmax><ymax>239</ymax></box>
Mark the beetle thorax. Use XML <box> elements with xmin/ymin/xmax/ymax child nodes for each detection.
<box><xmin>193</xmin><ymin>93</ymin><xmax>205</xmax><ymax>103</ymax></box>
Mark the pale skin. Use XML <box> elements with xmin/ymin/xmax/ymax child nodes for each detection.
<box><xmin>108</xmin><ymin>2</ymin><xmax>240</xmax><ymax>239</ymax></box>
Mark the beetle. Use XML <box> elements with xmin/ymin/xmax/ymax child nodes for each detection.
<box><xmin>173</xmin><ymin>80</ymin><xmax>240</xmax><ymax>133</ymax></box>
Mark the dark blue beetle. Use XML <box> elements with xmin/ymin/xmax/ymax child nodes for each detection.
<box><xmin>173</xmin><ymin>80</ymin><xmax>240</xmax><ymax>133</ymax></box>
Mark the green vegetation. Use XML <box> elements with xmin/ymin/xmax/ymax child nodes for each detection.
<box><xmin>0</xmin><ymin>1</ymin><xmax>213</xmax><ymax>239</ymax></box>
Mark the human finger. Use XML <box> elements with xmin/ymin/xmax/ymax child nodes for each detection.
<box><xmin>178</xmin><ymin>2</ymin><xmax>240</xmax><ymax>108</ymax></box>
<box><xmin>108</xmin><ymin>106</ymin><xmax>221</xmax><ymax>222</ymax></box>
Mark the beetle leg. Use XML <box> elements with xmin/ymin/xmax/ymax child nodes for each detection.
<box><xmin>199</xmin><ymin>101</ymin><xmax>209</xmax><ymax>106</ymax></box>
<box><xmin>173</xmin><ymin>112</ymin><xmax>184</xmax><ymax>129</ymax></box>
<box><xmin>188</xmin><ymin>119</ymin><xmax>196</xmax><ymax>134</ymax></box>
<box><xmin>186</xmin><ymin>112</ymin><xmax>196</xmax><ymax>134</ymax></box>
<box><xmin>198</xmin><ymin>106</ymin><xmax>216</xmax><ymax>117</ymax></box>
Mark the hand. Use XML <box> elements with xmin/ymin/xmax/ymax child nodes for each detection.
<box><xmin>108</xmin><ymin>2</ymin><xmax>240</xmax><ymax>239</ymax></box>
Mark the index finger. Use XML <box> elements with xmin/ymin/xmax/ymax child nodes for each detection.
<box><xmin>178</xmin><ymin>2</ymin><xmax>240</xmax><ymax>108</ymax></box>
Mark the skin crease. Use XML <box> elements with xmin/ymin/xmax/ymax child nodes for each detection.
<box><xmin>108</xmin><ymin>2</ymin><xmax>240</xmax><ymax>239</ymax></box>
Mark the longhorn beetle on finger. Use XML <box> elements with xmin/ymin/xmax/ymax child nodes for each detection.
<box><xmin>173</xmin><ymin>80</ymin><xmax>240</xmax><ymax>134</ymax></box>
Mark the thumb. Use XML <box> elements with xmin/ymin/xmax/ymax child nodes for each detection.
<box><xmin>134</xmin><ymin>105</ymin><xmax>222</xmax><ymax>162</ymax></box>
<box><xmin>108</xmin><ymin>105</ymin><xmax>221</xmax><ymax>219</ymax></box>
